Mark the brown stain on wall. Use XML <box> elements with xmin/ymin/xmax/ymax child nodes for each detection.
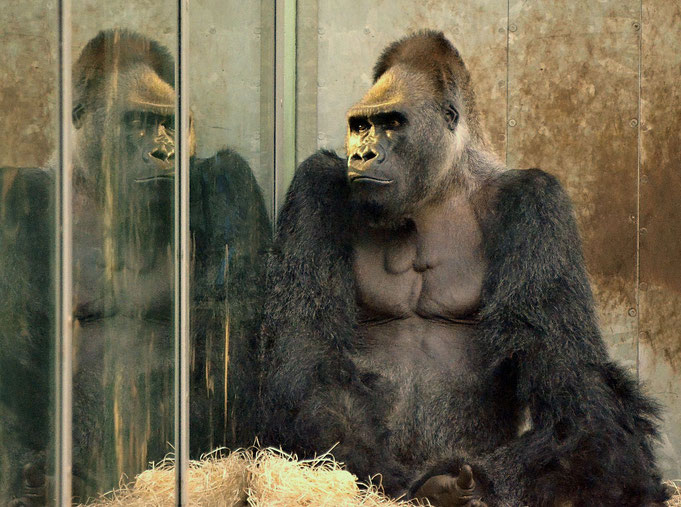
<box><xmin>506</xmin><ymin>1</ymin><xmax>641</xmax><ymax>366</ymax></box>
<box><xmin>640</xmin><ymin>5</ymin><xmax>681</xmax><ymax>295</ymax></box>
<box><xmin>639</xmin><ymin>1</ymin><xmax>681</xmax><ymax>384</ymax></box>
<box><xmin>0</xmin><ymin>29</ymin><xmax>57</xmax><ymax>168</ymax></box>
<box><xmin>639</xmin><ymin>0</ymin><xmax>681</xmax><ymax>445</ymax></box>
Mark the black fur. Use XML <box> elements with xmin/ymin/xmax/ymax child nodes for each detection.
<box><xmin>261</xmin><ymin>152</ymin><xmax>668</xmax><ymax>506</ymax></box>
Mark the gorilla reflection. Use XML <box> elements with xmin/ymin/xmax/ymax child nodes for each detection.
<box><xmin>0</xmin><ymin>29</ymin><xmax>270</xmax><ymax>504</ymax></box>
<box><xmin>262</xmin><ymin>31</ymin><xmax>668</xmax><ymax>506</ymax></box>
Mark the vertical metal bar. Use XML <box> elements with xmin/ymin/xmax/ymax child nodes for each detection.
<box><xmin>259</xmin><ymin>2</ymin><xmax>276</xmax><ymax>223</ymax></box>
<box><xmin>56</xmin><ymin>0</ymin><xmax>73</xmax><ymax>504</ymax></box>
<box><xmin>635</xmin><ymin>0</ymin><xmax>643</xmax><ymax>380</ymax></box>
<box><xmin>174</xmin><ymin>0</ymin><xmax>190</xmax><ymax>504</ymax></box>
<box><xmin>274</xmin><ymin>0</ymin><xmax>297</xmax><ymax>219</ymax></box>
<box><xmin>295</xmin><ymin>0</ymin><xmax>319</xmax><ymax>164</ymax></box>
<box><xmin>505</xmin><ymin>0</ymin><xmax>510</xmax><ymax>167</ymax></box>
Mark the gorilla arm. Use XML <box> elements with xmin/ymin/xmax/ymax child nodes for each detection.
<box><xmin>189</xmin><ymin>148</ymin><xmax>271</xmax><ymax>451</ymax></box>
<box><xmin>461</xmin><ymin>168</ymin><xmax>668</xmax><ymax>505</ymax></box>
<box><xmin>260</xmin><ymin>151</ymin><xmax>414</xmax><ymax>493</ymax></box>
<box><xmin>0</xmin><ymin>168</ymin><xmax>53</xmax><ymax>502</ymax></box>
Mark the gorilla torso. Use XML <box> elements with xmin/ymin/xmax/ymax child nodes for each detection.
<box><xmin>350</xmin><ymin>190</ymin><xmax>518</xmax><ymax>468</ymax></box>
<box><xmin>352</xmin><ymin>191</ymin><xmax>485</xmax><ymax>372</ymax></box>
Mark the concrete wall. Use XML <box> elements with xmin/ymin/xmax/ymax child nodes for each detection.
<box><xmin>297</xmin><ymin>0</ymin><xmax>681</xmax><ymax>479</ymax></box>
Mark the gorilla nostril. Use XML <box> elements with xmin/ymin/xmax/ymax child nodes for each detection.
<box><xmin>150</xmin><ymin>149</ymin><xmax>168</xmax><ymax>162</ymax></box>
<box><xmin>351</xmin><ymin>153</ymin><xmax>363</xmax><ymax>161</ymax></box>
<box><xmin>363</xmin><ymin>150</ymin><xmax>377</xmax><ymax>162</ymax></box>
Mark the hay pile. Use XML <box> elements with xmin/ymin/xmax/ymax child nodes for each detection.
<box><xmin>83</xmin><ymin>449</ymin><xmax>681</xmax><ymax>506</ymax></box>
<box><xmin>84</xmin><ymin>448</ymin><xmax>415</xmax><ymax>506</ymax></box>
<box><xmin>668</xmin><ymin>482</ymin><xmax>681</xmax><ymax>507</ymax></box>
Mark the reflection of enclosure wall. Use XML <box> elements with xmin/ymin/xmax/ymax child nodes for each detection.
<box><xmin>296</xmin><ymin>0</ymin><xmax>681</xmax><ymax>479</ymax></box>
<box><xmin>1</xmin><ymin>0</ymin><xmax>273</xmax><ymax>214</ymax></box>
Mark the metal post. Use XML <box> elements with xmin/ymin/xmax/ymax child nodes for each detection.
<box><xmin>174</xmin><ymin>0</ymin><xmax>190</xmax><ymax>504</ymax></box>
<box><xmin>55</xmin><ymin>0</ymin><xmax>73</xmax><ymax>504</ymax></box>
<box><xmin>274</xmin><ymin>0</ymin><xmax>297</xmax><ymax>218</ymax></box>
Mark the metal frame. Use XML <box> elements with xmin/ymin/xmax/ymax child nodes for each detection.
<box><xmin>274</xmin><ymin>0</ymin><xmax>297</xmax><ymax>218</ymax></box>
<box><xmin>174</xmin><ymin>0</ymin><xmax>191</xmax><ymax>504</ymax></box>
<box><xmin>55</xmin><ymin>0</ymin><xmax>73</xmax><ymax>504</ymax></box>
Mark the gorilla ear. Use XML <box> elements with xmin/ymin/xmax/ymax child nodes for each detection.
<box><xmin>445</xmin><ymin>103</ymin><xmax>459</xmax><ymax>131</ymax></box>
<box><xmin>72</xmin><ymin>103</ymin><xmax>85</xmax><ymax>129</ymax></box>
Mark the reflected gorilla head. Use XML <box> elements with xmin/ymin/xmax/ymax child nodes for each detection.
<box><xmin>72</xmin><ymin>29</ymin><xmax>195</xmax><ymax>194</ymax></box>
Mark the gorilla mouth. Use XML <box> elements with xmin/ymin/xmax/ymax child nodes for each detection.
<box><xmin>349</xmin><ymin>175</ymin><xmax>394</xmax><ymax>185</ymax></box>
<box><xmin>135</xmin><ymin>173</ymin><xmax>175</xmax><ymax>183</ymax></box>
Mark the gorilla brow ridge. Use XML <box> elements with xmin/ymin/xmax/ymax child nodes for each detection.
<box><xmin>73</xmin><ymin>29</ymin><xmax>174</xmax><ymax>111</ymax></box>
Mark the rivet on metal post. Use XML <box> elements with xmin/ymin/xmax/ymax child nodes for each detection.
<box><xmin>628</xmin><ymin>308</ymin><xmax>637</xmax><ymax>317</ymax></box>
<box><xmin>509</xmin><ymin>24</ymin><xmax>518</xmax><ymax>32</ymax></box>
<box><xmin>508</xmin><ymin>119</ymin><xmax>517</xmax><ymax>127</ymax></box>
<box><xmin>630</xmin><ymin>118</ymin><xmax>639</xmax><ymax>127</ymax></box>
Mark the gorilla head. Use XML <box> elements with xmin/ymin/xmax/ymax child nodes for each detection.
<box><xmin>346</xmin><ymin>31</ymin><xmax>487</xmax><ymax>220</ymax></box>
<box><xmin>72</xmin><ymin>29</ymin><xmax>195</xmax><ymax>202</ymax></box>
<box><xmin>70</xmin><ymin>29</ymin><xmax>199</xmax><ymax>264</ymax></box>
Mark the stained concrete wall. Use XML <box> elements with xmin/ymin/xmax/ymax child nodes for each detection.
<box><xmin>297</xmin><ymin>0</ymin><xmax>681</xmax><ymax>480</ymax></box>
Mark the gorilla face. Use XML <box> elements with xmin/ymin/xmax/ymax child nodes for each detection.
<box><xmin>70</xmin><ymin>54</ymin><xmax>200</xmax><ymax>264</ymax></box>
<box><xmin>73</xmin><ymin>63</ymin><xmax>183</xmax><ymax>197</ymax></box>
<box><xmin>346</xmin><ymin>65</ymin><xmax>466</xmax><ymax>220</ymax></box>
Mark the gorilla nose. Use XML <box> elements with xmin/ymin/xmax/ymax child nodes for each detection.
<box><xmin>352</xmin><ymin>146</ymin><xmax>385</xmax><ymax>164</ymax></box>
<box><xmin>150</xmin><ymin>147</ymin><xmax>175</xmax><ymax>163</ymax></box>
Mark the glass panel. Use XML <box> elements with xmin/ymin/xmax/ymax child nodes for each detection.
<box><xmin>187</xmin><ymin>0</ymin><xmax>273</xmax><ymax>458</ymax></box>
<box><xmin>68</xmin><ymin>4</ymin><xmax>179</xmax><ymax>500</ymax></box>
<box><xmin>0</xmin><ymin>2</ymin><xmax>58</xmax><ymax>505</ymax></box>
<box><xmin>2</xmin><ymin>0</ymin><xmax>273</xmax><ymax>502</ymax></box>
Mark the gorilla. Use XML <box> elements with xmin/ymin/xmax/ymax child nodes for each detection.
<box><xmin>0</xmin><ymin>29</ymin><xmax>270</xmax><ymax>504</ymax></box>
<box><xmin>261</xmin><ymin>31</ymin><xmax>669</xmax><ymax>506</ymax></box>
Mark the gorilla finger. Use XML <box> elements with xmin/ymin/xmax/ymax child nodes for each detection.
<box><xmin>456</xmin><ymin>464</ymin><xmax>475</xmax><ymax>491</ymax></box>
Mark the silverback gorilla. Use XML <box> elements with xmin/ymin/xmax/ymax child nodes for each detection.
<box><xmin>0</xmin><ymin>29</ymin><xmax>270</xmax><ymax>504</ymax></box>
<box><xmin>261</xmin><ymin>31</ymin><xmax>669</xmax><ymax>506</ymax></box>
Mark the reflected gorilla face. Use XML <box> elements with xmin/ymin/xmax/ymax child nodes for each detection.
<box><xmin>72</xmin><ymin>30</ymin><xmax>194</xmax><ymax>202</ymax></box>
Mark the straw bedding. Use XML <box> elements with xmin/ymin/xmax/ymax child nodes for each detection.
<box><xmin>83</xmin><ymin>448</ymin><xmax>681</xmax><ymax>506</ymax></box>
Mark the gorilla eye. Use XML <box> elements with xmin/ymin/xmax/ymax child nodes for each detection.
<box><xmin>445</xmin><ymin>104</ymin><xmax>459</xmax><ymax>131</ymax></box>
<box><xmin>377</xmin><ymin>112</ymin><xmax>407</xmax><ymax>131</ymax></box>
<box><xmin>349</xmin><ymin>116</ymin><xmax>371</xmax><ymax>133</ymax></box>
<box><xmin>161</xmin><ymin>116</ymin><xmax>175</xmax><ymax>133</ymax></box>
<box><xmin>124</xmin><ymin>111</ymin><xmax>145</xmax><ymax>130</ymax></box>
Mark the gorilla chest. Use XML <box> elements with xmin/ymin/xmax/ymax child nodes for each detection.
<box><xmin>353</xmin><ymin>198</ymin><xmax>486</xmax><ymax>325</ymax></box>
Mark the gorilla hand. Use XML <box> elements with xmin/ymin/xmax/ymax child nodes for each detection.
<box><xmin>414</xmin><ymin>465</ymin><xmax>487</xmax><ymax>507</ymax></box>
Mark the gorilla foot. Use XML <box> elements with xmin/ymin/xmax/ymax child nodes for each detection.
<box><xmin>8</xmin><ymin>462</ymin><xmax>46</xmax><ymax>507</ymax></box>
<box><xmin>414</xmin><ymin>464</ymin><xmax>487</xmax><ymax>507</ymax></box>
